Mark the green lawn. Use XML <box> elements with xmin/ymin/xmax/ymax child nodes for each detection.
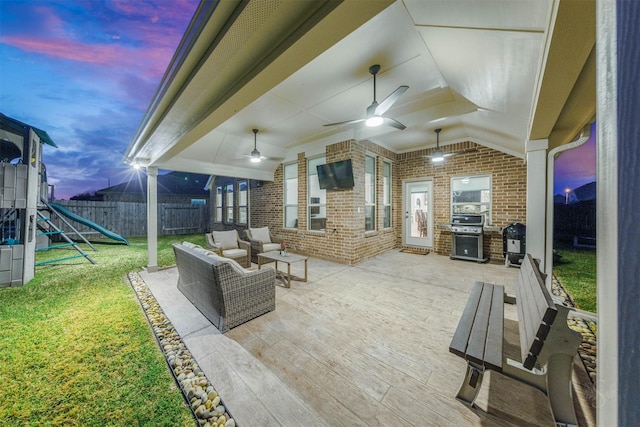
<box><xmin>0</xmin><ymin>234</ymin><xmax>205</xmax><ymax>426</ymax></box>
<box><xmin>553</xmin><ymin>246</ymin><xmax>597</xmax><ymax>313</ymax></box>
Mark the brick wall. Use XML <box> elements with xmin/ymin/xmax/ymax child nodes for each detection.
<box><xmin>245</xmin><ymin>139</ymin><xmax>526</xmax><ymax>264</ymax></box>
<box><xmin>395</xmin><ymin>141</ymin><xmax>526</xmax><ymax>261</ymax></box>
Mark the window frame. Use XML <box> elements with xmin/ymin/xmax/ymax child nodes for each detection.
<box><xmin>450</xmin><ymin>174</ymin><xmax>492</xmax><ymax>225</ymax></box>
<box><xmin>383</xmin><ymin>160</ymin><xmax>392</xmax><ymax>229</ymax></box>
<box><xmin>365</xmin><ymin>154</ymin><xmax>376</xmax><ymax>232</ymax></box>
<box><xmin>214</xmin><ymin>185</ymin><xmax>223</xmax><ymax>223</ymax></box>
<box><xmin>283</xmin><ymin>163</ymin><xmax>298</xmax><ymax>229</ymax></box>
<box><xmin>224</xmin><ymin>183</ymin><xmax>234</xmax><ymax>223</ymax></box>
<box><xmin>307</xmin><ymin>156</ymin><xmax>326</xmax><ymax>232</ymax></box>
<box><xmin>237</xmin><ymin>180</ymin><xmax>248</xmax><ymax>225</ymax></box>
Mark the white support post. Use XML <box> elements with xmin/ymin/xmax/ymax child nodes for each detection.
<box><xmin>525</xmin><ymin>138</ymin><xmax>548</xmax><ymax>272</ymax></box>
<box><xmin>146</xmin><ymin>167</ymin><xmax>158</xmax><ymax>272</ymax></box>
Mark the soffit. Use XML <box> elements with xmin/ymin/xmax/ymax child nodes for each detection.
<box><xmin>126</xmin><ymin>0</ymin><xmax>596</xmax><ymax>181</ymax></box>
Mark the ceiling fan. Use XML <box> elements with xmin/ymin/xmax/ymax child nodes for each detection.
<box><xmin>247</xmin><ymin>129</ymin><xmax>263</xmax><ymax>162</ymax></box>
<box><xmin>243</xmin><ymin>129</ymin><xmax>283</xmax><ymax>163</ymax></box>
<box><xmin>424</xmin><ymin>128</ymin><xmax>478</xmax><ymax>163</ymax></box>
<box><xmin>324</xmin><ymin>64</ymin><xmax>408</xmax><ymax>130</ymax></box>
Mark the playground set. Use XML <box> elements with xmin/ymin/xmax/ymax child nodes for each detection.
<box><xmin>0</xmin><ymin>113</ymin><xmax>127</xmax><ymax>287</ymax></box>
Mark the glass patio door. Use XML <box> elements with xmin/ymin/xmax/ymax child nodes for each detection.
<box><xmin>403</xmin><ymin>179</ymin><xmax>433</xmax><ymax>248</ymax></box>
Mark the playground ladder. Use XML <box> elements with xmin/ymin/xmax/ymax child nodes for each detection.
<box><xmin>36</xmin><ymin>209</ymin><xmax>96</xmax><ymax>266</ymax></box>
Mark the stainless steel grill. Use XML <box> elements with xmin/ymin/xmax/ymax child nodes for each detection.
<box><xmin>450</xmin><ymin>214</ymin><xmax>487</xmax><ymax>262</ymax></box>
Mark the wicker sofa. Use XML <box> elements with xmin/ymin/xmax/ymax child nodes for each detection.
<box><xmin>173</xmin><ymin>242</ymin><xmax>276</xmax><ymax>333</ymax></box>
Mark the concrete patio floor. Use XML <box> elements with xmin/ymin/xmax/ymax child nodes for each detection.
<box><xmin>139</xmin><ymin>249</ymin><xmax>595</xmax><ymax>426</ymax></box>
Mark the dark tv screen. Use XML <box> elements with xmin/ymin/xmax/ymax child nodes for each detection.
<box><xmin>316</xmin><ymin>159</ymin><xmax>354</xmax><ymax>189</ymax></box>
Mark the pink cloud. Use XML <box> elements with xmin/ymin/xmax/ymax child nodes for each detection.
<box><xmin>1</xmin><ymin>36</ymin><xmax>120</xmax><ymax>64</ymax></box>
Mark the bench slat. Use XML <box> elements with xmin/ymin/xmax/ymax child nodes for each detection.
<box><xmin>484</xmin><ymin>284</ymin><xmax>504</xmax><ymax>372</ymax></box>
<box><xmin>449</xmin><ymin>282</ymin><xmax>484</xmax><ymax>358</ymax></box>
<box><xmin>466</xmin><ymin>283</ymin><xmax>494</xmax><ymax>366</ymax></box>
<box><xmin>516</xmin><ymin>254</ymin><xmax>557</xmax><ymax>369</ymax></box>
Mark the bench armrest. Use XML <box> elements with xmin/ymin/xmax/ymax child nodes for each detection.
<box><xmin>567</xmin><ymin>306</ymin><xmax>597</xmax><ymax>323</ymax></box>
<box><xmin>551</xmin><ymin>294</ymin><xmax>597</xmax><ymax>322</ymax></box>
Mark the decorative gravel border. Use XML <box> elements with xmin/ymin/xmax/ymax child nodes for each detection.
<box><xmin>127</xmin><ymin>271</ymin><xmax>237</xmax><ymax>427</ymax></box>
<box><xmin>551</xmin><ymin>275</ymin><xmax>597</xmax><ymax>384</ymax></box>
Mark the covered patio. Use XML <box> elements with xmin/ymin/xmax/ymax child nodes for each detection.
<box><xmin>123</xmin><ymin>0</ymin><xmax>640</xmax><ymax>424</ymax></box>
<box><xmin>138</xmin><ymin>250</ymin><xmax>595</xmax><ymax>426</ymax></box>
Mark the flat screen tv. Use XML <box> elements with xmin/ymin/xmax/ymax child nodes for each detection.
<box><xmin>316</xmin><ymin>159</ymin><xmax>354</xmax><ymax>189</ymax></box>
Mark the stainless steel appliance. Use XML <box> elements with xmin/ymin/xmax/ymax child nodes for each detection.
<box><xmin>450</xmin><ymin>214</ymin><xmax>487</xmax><ymax>262</ymax></box>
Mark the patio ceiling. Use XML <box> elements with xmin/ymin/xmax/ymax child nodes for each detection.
<box><xmin>124</xmin><ymin>0</ymin><xmax>595</xmax><ymax>182</ymax></box>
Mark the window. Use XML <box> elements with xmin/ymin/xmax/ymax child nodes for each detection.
<box><xmin>451</xmin><ymin>175</ymin><xmax>492</xmax><ymax>224</ymax></box>
<box><xmin>365</xmin><ymin>154</ymin><xmax>376</xmax><ymax>231</ymax></box>
<box><xmin>191</xmin><ymin>199</ymin><xmax>206</xmax><ymax>205</ymax></box>
<box><xmin>308</xmin><ymin>156</ymin><xmax>326</xmax><ymax>231</ymax></box>
<box><xmin>383</xmin><ymin>161</ymin><xmax>391</xmax><ymax>228</ymax></box>
<box><xmin>238</xmin><ymin>180</ymin><xmax>248</xmax><ymax>225</ymax></box>
<box><xmin>215</xmin><ymin>186</ymin><xmax>223</xmax><ymax>222</ymax></box>
<box><xmin>284</xmin><ymin>163</ymin><xmax>298</xmax><ymax>228</ymax></box>
<box><xmin>225</xmin><ymin>183</ymin><xmax>234</xmax><ymax>223</ymax></box>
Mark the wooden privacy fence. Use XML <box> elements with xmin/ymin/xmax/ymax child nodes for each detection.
<box><xmin>49</xmin><ymin>201</ymin><xmax>209</xmax><ymax>238</ymax></box>
<box><xmin>554</xmin><ymin>201</ymin><xmax>596</xmax><ymax>241</ymax></box>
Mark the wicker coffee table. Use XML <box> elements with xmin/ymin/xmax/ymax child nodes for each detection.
<box><xmin>257</xmin><ymin>251</ymin><xmax>308</xmax><ymax>288</ymax></box>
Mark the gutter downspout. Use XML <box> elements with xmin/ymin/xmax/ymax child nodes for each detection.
<box><xmin>544</xmin><ymin>123</ymin><xmax>592</xmax><ymax>290</ymax></box>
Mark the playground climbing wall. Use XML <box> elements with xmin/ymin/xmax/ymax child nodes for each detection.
<box><xmin>1</xmin><ymin>115</ymin><xmax>47</xmax><ymax>287</ymax></box>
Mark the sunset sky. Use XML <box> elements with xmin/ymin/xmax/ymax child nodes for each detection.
<box><xmin>553</xmin><ymin>122</ymin><xmax>597</xmax><ymax>196</ymax></box>
<box><xmin>1</xmin><ymin>1</ymin><xmax>595</xmax><ymax>200</ymax></box>
<box><xmin>0</xmin><ymin>0</ymin><xmax>199</xmax><ymax>199</ymax></box>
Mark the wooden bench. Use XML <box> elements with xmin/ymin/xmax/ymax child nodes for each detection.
<box><xmin>449</xmin><ymin>253</ymin><xmax>583</xmax><ymax>427</ymax></box>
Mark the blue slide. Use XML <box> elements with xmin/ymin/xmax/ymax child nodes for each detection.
<box><xmin>49</xmin><ymin>202</ymin><xmax>129</xmax><ymax>245</ymax></box>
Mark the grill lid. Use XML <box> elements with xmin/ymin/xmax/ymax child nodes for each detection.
<box><xmin>451</xmin><ymin>214</ymin><xmax>484</xmax><ymax>226</ymax></box>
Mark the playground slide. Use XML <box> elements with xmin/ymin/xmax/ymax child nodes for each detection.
<box><xmin>49</xmin><ymin>203</ymin><xmax>129</xmax><ymax>245</ymax></box>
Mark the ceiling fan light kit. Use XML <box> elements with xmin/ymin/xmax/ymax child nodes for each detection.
<box><xmin>431</xmin><ymin>149</ymin><xmax>444</xmax><ymax>163</ymax></box>
<box><xmin>365</xmin><ymin>116</ymin><xmax>384</xmax><ymax>127</ymax></box>
<box><xmin>250</xmin><ymin>150</ymin><xmax>261</xmax><ymax>162</ymax></box>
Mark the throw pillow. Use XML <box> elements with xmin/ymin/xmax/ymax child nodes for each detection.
<box><xmin>193</xmin><ymin>246</ymin><xmax>215</xmax><ymax>257</ymax></box>
<box><xmin>213</xmin><ymin>230</ymin><xmax>239</xmax><ymax>250</ymax></box>
<box><xmin>250</xmin><ymin>226</ymin><xmax>271</xmax><ymax>243</ymax></box>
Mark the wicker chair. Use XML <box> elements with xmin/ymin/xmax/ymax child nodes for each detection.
<box><xmin>173</xmin><ymin>242</ymin><xmax>276</xmax><ymax>333</ymax></box>
<box><xmin>245</xmin><ymin>226</ymin><xmax>283</xmax><ymax>264</ymax></box>
<box><xmin>205</xmin><ymin>229</ymin><xmax>251</xmax><ymax>268</ymax></box>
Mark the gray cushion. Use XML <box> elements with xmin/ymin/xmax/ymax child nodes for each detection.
<box><xmin>262</xmin><ymin>243</ymin><xmax>281</xmax><ymax>252</ymax></box>
<box><xmin>182</xmin><ymin>241</ymin><xmax>200</xmax><ymax>249</ymax></box>
<box><xmin>192</xmin><ymin>246</ymin><xmax>216</xmax><ymax>257</ymax></box>
<box><xmin>250</xmin><ymin>226</ymin><xmax>271</xmax><ymax>243</ymax></box>
<box><xmin>213</xmin><ymin>230</ymin><xmax>239</xmax><ymax>250</ymax></box>
<box><xmin>222</xmin><ymin>248</ymin><xmax>247</xmax><ymax>258</ymax></box>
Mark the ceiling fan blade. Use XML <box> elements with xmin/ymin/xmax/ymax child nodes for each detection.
<box><xmin>323</xmin><ymin>118</ymin><xmax>366</xmax><ymax>127</ymax></box>
<box><xmin>384</xmin><ymin>117</ymin><xmax>406</xmax><ymax>130</ymax></box>
<box><xmin>375</xmin><ymin>85</ymin><xmax>408</xmax><ymax>116</ymax></box>
<box><xmin>423</xmin><ymin>147</ymin><xmax>478</xmax><ymax>159</ymax></box>
<box><xmin>450</xmin><ymin>147</ymin><xmax>479</xmax><ymax>156</ymax></box>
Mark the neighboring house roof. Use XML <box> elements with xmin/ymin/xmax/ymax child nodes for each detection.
<box><xmin>0</xmin><ymin>112</ymin><xmax>58</xmax><ymax>148</ymax></box>
<box><xmin>96</xmin><ymin>171</ymin><xmax>210</xmax><ymax>197</ymax></box>
<box><xmin>554</xmin><ymin>181</ymin><xmax>596</xmax><ymax>204</ymax></box>
<box><xmin>572</xmin><ymin>181</ymin><xmax>596</xmax><ymax>202</ymax></box>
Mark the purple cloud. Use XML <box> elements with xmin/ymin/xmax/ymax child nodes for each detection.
<box><xmin>1</xmin><ymin>0</ymin><xmax>199</xmax><ymax>199</ymax></box>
